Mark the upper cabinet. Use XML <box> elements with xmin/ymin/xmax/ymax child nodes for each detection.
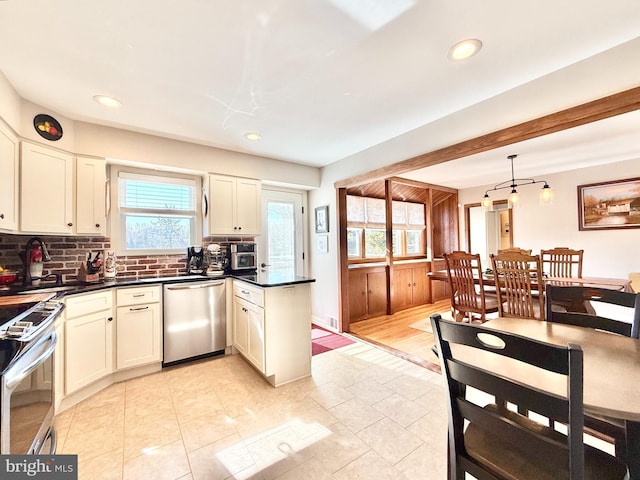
<box><xmin>208</xmin><ymin>174</ymin><xmax>261</xmax><ymax>236</ymax></box>
<box><xmin>0</xmin><ymin>122</ymin><xmax>19</xmax><ymax>231</ymax></box>
<box><xmin>20</xmin><ymin>143</ymin><xmax>107</xmax><ymax>236</ymax></box>
<box><xmin>20</xmin><ymin>142</ymin><xmax>74</xmax><ymax>234</ymax></box>
<box><xmin>76</xmin><ymin>157</ymin><xmax>106</xmax><ymax>236</ymax></box>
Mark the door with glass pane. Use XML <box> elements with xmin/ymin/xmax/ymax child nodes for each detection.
<box><xmin>258</xmin><ymin>190</ymin><xmax>304</xmax><ymax>276</ymax></box>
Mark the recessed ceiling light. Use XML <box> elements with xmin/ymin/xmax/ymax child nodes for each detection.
<box><xmin>244</xmin><ymin>132</ymin><xmax>262</xmax><ymax>141</ymax></box>
<box><xmin>93</xmin><ymin>95</ymin><xmax>122</xmax><ymax>108</ymax></box>
<box><xmin>447</xmin><ymin>39</ymin><xmax>482</xmax><ymax>61</ymax></box>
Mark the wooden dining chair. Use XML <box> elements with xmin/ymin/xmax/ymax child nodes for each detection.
<box><xmin>444</xmin><ymin>251</ymin><xmax>499</xmax><ymax>323</ymax></box>
<box><xmin>541</xmin><ymin>247</ymin><xmax>584</xmax><ymax>278</ymax></box>
<box><xmin>546</xmin><ymin>284</ymin><xmax>640</xmax><ymax>459</ymax></box>
<box><xmin>430</xmin><ymin>313</ymin><xmax>628</xmax><ymax>480</ymax></box>
<box><xmin>490</xmin><ymin>251</ymin><xmax>545</xmax><ymax>320</ymax></box>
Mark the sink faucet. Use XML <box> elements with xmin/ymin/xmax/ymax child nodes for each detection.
<box><xmin>20</xmin><ymin>237</ymin><xmax>51</xmax><ymax>286</ymax></box>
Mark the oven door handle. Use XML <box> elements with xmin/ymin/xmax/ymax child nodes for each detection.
<box><xmin>5</xmin><ymin>331</ymin><xmax>56</xmax><ymax>391</ymax></box>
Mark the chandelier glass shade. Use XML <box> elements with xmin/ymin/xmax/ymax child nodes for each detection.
<box><xmin>481</xmin><ymin>154</ymin><xmax>552</xmax><ymax>211</ymax></box>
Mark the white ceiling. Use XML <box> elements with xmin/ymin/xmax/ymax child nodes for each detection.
<box><xmin>0</xmin><ymin>0</ymin><xmax>639</xmax><ymax>175</ymax></box>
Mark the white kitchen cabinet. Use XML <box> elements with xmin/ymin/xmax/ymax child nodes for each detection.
<box><xmin>115</xmin><ymin>285</ymin><xmax>162</xmax><ymax>370</ymax></box>
<box><xmin>76</xmin><ymin>157</ymin><xmax>106</xmax><ymax>235</ymax></box>
<box><xmin>233</xmin><ymin>294</ymin><xmax>265</xmax><ymax>372</ymax></box>
<box><xmin>54</xmin><ymin>318</ymin><xmax>64</xmax><ymax>412</ymax></box>
<box><xmin>233</xmin><ymin>280</ymin><xmax>311</xmax><ymax>386</ymax></box>
<box><xmin>64</xmin><ymin>290</ymin><xmax>114</xmax><ymax>395</ymax></box>
<box><xmin>209</xmin><ymin>174</ymin><xmax>261</xmax><ymax>235</ymax></box>
<box><xmin>20</xmin><ymin>142</ymin><xmax>74</xmax><ymax>234</ymax></box>
<box><xmin>0</xmin><ymin>121</ymin><xmax>19</xmax><ymax>231</ymax></box>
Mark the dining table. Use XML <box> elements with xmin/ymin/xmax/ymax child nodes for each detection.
<box><xmin>457</xmin><ymin>317</ymin><xmax>640</xmax><ymax>479</ymax></box>
<box><xmin>429</xmin><ymin>270</ymin><xmax>633</xmax><ymax>292</ymax></box>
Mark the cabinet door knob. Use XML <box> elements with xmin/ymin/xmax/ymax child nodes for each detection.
<box><xmin>413</xmin><ymin>282</ymin><xmax>417</xmax><ymax>286</ymax></box>
<box><xmin>408</xmin><ymin>283</ymin><xmax>412</xmax><ymax>287</ymax></box>
<box><xmin>361</xmin><ymin>291</ymin><xmax>366</xmax><ymax>296</ymax></box>
<box><xmin>67</xmin><ymin>222</ymin><xmax>73</xmax><ymax>227</ymax></box>
<box><xmin>367</xmin><ymin>290</ymin><xmax>372</xmax><ymax>294</ymax></box>
<box><xmin>95</xmin><ymin>223</ymin><xmax>100</xmax><ymax>228</ymax></box>
<box><xmin>107</xmin><ymin>317</ymin><xmax>113</xmax><ymax>322</ymax></box>
<box><xmin>0</xmin><ymin>213</ymin><xmax>4</xmax><ymax>219</ymax></box>
<box><xmin>238</xmin><ymin>226</ymin><xmax>242</xmax><ymax>230</ymax></box>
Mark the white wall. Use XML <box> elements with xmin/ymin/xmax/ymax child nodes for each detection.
<box><xmin>308</xmin><ymin>38</ymin><xmax>640</xmax><ymax>329</ymax></box>
<box><xmin>458</xmin><ymin>158</ymin><xmax>640</xmax><ymax>278</ymax></box>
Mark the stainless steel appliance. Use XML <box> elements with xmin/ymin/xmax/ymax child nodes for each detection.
<box><xmin>227</xmin><ymin>242</ymin><xmax>257</xmax><ymax>272</ymax></box>
<box><xmin>0</xmin><ymin>300</ymin><xmax>64</xmax><ymax>454</ymax></box>
<box><xmin>163</xmin><ymin>280</ymin><xmax>226</xmax><ymax>365</ymax></box>
<box><xmin>187</xmin><ymin>246</ymin><xmax>205</xmax><ymax>274</ymax></box>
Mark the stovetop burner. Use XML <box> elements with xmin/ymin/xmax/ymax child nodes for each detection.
<box><xmin>0</xmin><ymin>301</ymin><xmax>64</xmax><ymax>342</ymax></box>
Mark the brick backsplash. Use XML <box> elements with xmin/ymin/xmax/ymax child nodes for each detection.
<box><xmin>0</xmin><ymin>233</ymin><xmax>255</xmax><ymax>284</ymax></box>
<box><xmin>0</xmin><ymin>233</ymin><xmax>188</xmax><ymax>283</ymax></box>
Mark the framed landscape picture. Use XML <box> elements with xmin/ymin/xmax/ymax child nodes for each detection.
<box><xmin>577</xmin><ymin>177</ymin><xmax>640</xmax><ymax>231</ymax></box>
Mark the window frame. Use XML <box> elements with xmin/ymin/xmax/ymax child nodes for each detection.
<box><xmin>109</xmin><ymin>165</ymin><xmax>203</xmax><ymax>256</ymax></box>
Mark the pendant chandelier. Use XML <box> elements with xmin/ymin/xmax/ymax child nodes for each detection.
<box><xmin>481</xmin><ymin>154</ymin><xmax>553</xmax><ymax>210</ymax></box>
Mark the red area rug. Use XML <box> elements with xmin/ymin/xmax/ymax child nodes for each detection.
<box><xmin>312</xmin><ymin>324</ymin><xmax>356</xmax><ymax>356</ymax></box>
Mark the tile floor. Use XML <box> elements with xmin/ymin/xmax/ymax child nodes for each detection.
<box><xmin>55</xmin><ymin>342</ymin><xmax>448</xmax><ymax>480</ymax></box>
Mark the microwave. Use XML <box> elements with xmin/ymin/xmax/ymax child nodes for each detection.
<box><xmin>229</xmin><ymin>243</ymin><xmax>257</xmax><ymax>271</ymax></box>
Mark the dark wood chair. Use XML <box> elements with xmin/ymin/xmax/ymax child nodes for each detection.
<box><xmin>490</xmin><ymin>251</ymin><xmax>545</xmax><ymax>320</ymax></box>
<box><xmin>546</xmin><ymin>284</ymin><xmax>640</xmax><ymax>459</ymax></box>
<box><xmin>444</xmin><ymin>251</ymin><xmax>499</xmax><ymax>323</ymax></box>
<box><xmin>541</xmin><ymin>247</ymin><xmax>584</xmax><ymax>278</ymax></box>
<box><xmin>430</xmin><ymin>313</ymin><xmax>629</xmax><ymax>480</ymax></box>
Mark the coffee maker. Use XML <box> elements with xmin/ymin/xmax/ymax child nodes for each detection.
<box><xmin>187</xmin><ymin>246</ymin><xmax>205</xmax><ymax>274</ymax></box>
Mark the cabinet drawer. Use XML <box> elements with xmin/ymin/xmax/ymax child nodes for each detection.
<box><xmin>233</xmin><ymin>281</ymin><xmax>264</xmax><ymax>308</ymax></box>
<box><xmin>65</xmin><ymin>290</ymin><xmax>113</xmax><ymax>319</ymax></box>
<box><xmin>116</xmin><ymin>285</ymin><xmax>161</xmax><ymax>306</ymax></box>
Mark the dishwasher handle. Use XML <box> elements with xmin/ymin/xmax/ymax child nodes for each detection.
<box><xmin>166</xmin><ymin>281</ymin><xmax>225</xmax><ymax>290</ymax></box>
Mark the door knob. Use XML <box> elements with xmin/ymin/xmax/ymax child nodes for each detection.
<box><xmin>261</xmin><ymin>263</ymin><xmax>271</xmax><ymax>268</ymax></box>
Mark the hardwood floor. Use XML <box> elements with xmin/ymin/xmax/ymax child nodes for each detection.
<box><xmin>347</xmin><ymin>299</ymin><xmax>452</xmax><ymax>373</ymax></box>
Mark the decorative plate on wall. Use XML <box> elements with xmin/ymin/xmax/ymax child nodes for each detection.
<box><xmin>33</xmin><ymin>114</ymin><xmax>63</xmax><ymax>141</ymax></box>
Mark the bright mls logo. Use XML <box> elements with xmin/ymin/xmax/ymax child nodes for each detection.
<box><xmin>1</xmin><ymin>455</ymin><xmax>77</xmax><ymax>479</ymax></box>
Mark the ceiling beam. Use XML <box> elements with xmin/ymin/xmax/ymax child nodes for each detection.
<box><xmin>335</xmin><ymin>85</ymin><xmax>640</xmax><ymax>189</ymax></box>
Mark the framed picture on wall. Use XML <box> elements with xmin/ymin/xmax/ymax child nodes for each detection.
<box><xmin>317</xmin><ymin>234</ymin><xmax>328</xmax><ymax>254</ymax></box>
<box><xmin>315</xmin><ymin>205</ymin><xmax>329</xmax><ymax>233</ymax></box>
<box><xmin>577</xmin><ymin>177</ymin><xmax>640</xmax><ymax>231</ymax></box>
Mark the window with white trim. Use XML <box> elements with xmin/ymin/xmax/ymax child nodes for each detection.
<box><xmin>111</xmin><ymin>168</ymin><xmax>201</xmax><ymax>255</ymax></box>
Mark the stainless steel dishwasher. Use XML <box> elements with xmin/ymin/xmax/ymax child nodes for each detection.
<box><xmin>163</xmin><ymin>280</ymin><xmax>226</xmax><ymax>366</ymax></box>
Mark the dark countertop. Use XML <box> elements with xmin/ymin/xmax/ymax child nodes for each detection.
<box><xmin>0</xmin><ymin>272</ymin><xmax>315</xmax><ymax>298</ymax></box>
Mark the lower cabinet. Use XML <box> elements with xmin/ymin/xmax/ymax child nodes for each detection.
<box><xmin>116</xmin><ymin>302</ymin><xmax>161</xmax><ymax>369</ymax></box>
<box><xmin>348</xmin><ymin>266</ymin><xmax>388</xmax><ymax>321</ymax></box>
<box><xmin>233</xmin><ymin>296</ymin><xmax>265</xmax><ymax>373</ymax></box>
<box><xmin>392</xmin><ymin>263</ymin><xmax>430</xmax><ymax>311</ymax></box>
<box><xmin>65</xmin><ymin>296</ymin><xmax>114</xmax><ymax>395</ymax></box>
<box><xmin>115</xmin><ymin>286</ymin><xmax>162</xmax><ymax>369</ymax></box>
<box><xmin>233</xmin><ymin>280</ymin><xmax>311</xmax><ymax>386</ymax></box>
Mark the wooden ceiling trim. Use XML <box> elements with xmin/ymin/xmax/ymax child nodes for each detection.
<box><xmin>334</xmin><ymin>85</ymin><xmax>640</xmax><ymax>189</ymax></box>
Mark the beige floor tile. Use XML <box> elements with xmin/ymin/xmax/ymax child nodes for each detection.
<box><xmin>304</xmin><ymin>422</ymin><xmax>371</xmax><ymax>474</ymax></box>
<box><xmin>123</xmin><ymin>413</ymin><xmax>182</xmax><ymax>460</ymax></box>
<box><xmin>180</xmin><ymin>411</ymin><xmax>238</xmax><ymax>453</ymax></box>
<box><xmin>394</xmin><ymin>443</ymin><xmax>447</xmax><ymax>480</ymax></box>
<box><xmin>373</xmin><ymin>393</ymin><xmax>429</xmax><ymax>428</ymax></box>
<box><xmin>333</xmin><ymin>450</ymin><xmax>408</xmax><ymax>480</ymax></box>
<box><xmin>188</xmin><ymin>433</ymin><xmax>256</xmax><ymax>480</ymax></box>
<box><xmin>329</xmin><ymin>397</ymin><xmax>385</xmax><ymax>433</ymax></box>
<box><xmin>272</xmin><ymin>456</ymin><xmax>336</xmax><ymax>480</ymax></box>
<box><xmin>306</xmin><ymin>382</ymin><xmax>354</xmax><ymax>410</ymax></box>
<box><xmin>344</xmin><ymin>377</ymin><xmax>395</xmax><ymax>405</ymax></box>
<box><xmin>357</xmin><ymin>417</ymin><xmax>423</xmax><ymax>465</ymax></box>
<box><xmin>77</xmin><ymin>447</ymin><xmax>123</xmax><ymax>480</ymax></box>
<box><xmin>122</xmin><ymin>439</ymin><xmax>190</xmax><ymax>480</ymax></box>
<box><xmin>53</xmin><ymin>341</ymin><xmax>450</xmax><ymax>480</ymax></box>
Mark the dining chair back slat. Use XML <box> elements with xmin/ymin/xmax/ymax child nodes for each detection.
<box><xmin>545</xmin><ymin>284</ymin><xmax>640</xmax><ymax>339</ymax></box>
<box><xmin>430</xmin><ymin>313</ymin><xmax>627</xmax><ymax>480</ymax></box>
<box><xmin>541</xmin><ymin>247</ymin><xmax>584</xmax><ymax>278</ymax></box>
<box><xmin>490</xmin><ymin>252</ymin><xmax>544</xmax><ymax>320</ymax></box>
